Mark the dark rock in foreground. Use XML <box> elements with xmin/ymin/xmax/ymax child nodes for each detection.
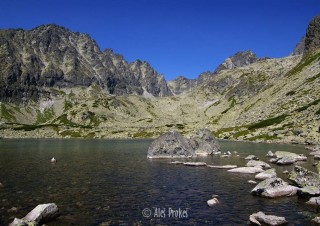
<box><xmin>288</xmin><ymin>166</ymin><xmax>320</xmax><ymax>187</ymax></box>
<box><xmin>147</xmin><ymin>131</ymin><xmax>194</xmax><ymax>158</ymax></box>
<box><xmin>10</xmin><ymin>203</ymin><xmax>59</xmax><ymax>226</ymax></box>
<box><xmin>249</xmin><ymin>211</ymin><xmax>287</xmax><ymax>225</ymax></box>
<box><xmin>251</xmin><ymin>178</ymin><xmax>298</xmax><ymax>198</ymax></box>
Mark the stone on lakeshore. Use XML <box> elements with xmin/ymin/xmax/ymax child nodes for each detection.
<box><xmin>312</xmin><ymin>217</ymin><xmax>320</xmax><ymax>224</ymax></box>
<box><xmin>188</xmin><ymin>129</ymin><xmax>220</xmax><ymax>155</ymax></box>
<box><xmin>306</xmin><ymin>197</ymin><xmax>320</xmax><ymax>205</ymax></box>
<box><xmin>207</xmin><ymin>198</ymin><xmax>219</xmax><ymax>207</ymax></box>
<box><xmin>251</xmin><ymin>178</ymin><xmax>298</xmax><ymax>198</ymax></box>
<box><xmin>246</xmin><ymin>160</ymin><xmax>271</xmax><ymax>169</ymax></box>
<box><xmin>169</xmin><ymin>161</ymin><xmax>184</xmax><ymax>164</ymax></box>
<box><xmin>297</xmin><ymin>186</ymin><xmax>320</xmax><ymax>198</ymax></box>
<box><xmin>227</xmin><ymin>167</ymin><xmax>264</xmax><ymax>174</ymax></box>
<box><xmin>249</xmin><ymin>211</ymin><xmax>287</xmax><ymax>226</ymax></box>
<box><xmin>184</xmin><ymin>162</ymin><xmax>207</xmax><ymax>167</ymax></box>
<box><xmin>147</xmin><ymin>131</ymin><xmax>195</xmax><ymax>158</ymax></box>
<box><xmin>207</xmin><ymin>165</ymin><xmax>237</xmax><ymax>169</ymax></box>
<box><xmin>266</xmin><ymin>150</ymin><xmax>275</xmax><ymax>157</ymax></box>
<box><xmin>288</xmin><ymin>166</ymin><xmax>320</xmax><ymax>187</ymax></box>
<box><xmin>245</xmin><ymin>155</ymin><xmax>259</xmax><ymax>160</ymax></box>
<box><xmin>248</xmin><ymin>180</ymin><xmax>257</xmax><ymax>184</ymax></box>
<box><xmin>255</xmin><ymin>169</ymin><xmax>277</xmax><ymax>180</ymax></box>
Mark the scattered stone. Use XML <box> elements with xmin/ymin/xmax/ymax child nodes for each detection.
<box><xmin>246</xmin><ymin>160</ymin><xmax>271</xmax><ymax>169</ymax></box>
<box><xmin>248</xmin><ymin>180</ymin><xmax>257</xmax><ymax>184</ymax></box>
<box><xmin>207</xmin><ymin>165</ymin><xmax>237</xmax><ymax>169</ymax></box>
<box><xmin>249</xmin><ymin>211</ymin><xmax>287</xmax><ymax>226</ymax></box>
<box><xmin>169</xmin><ymin>161</ymin><xmax>184</xmax><ymax>164</ymax></box>
<box><xmin>315</xmin><ymin>155</ymin><xmax>320</xmax><ymax>160</ymax></box>
<box><xmin>207</xmin><ymin>198</ymin><xmax>219</xmax><ymax>207</ymax></box>
<box><xmin>266</xmin><ymin>150</ymin><xmax>275</xmax><ymax>158</ymax></box>
<box><xmin>245</xmin><ymin>155</ymin><xmax>259</xmax><ymax>160</ymax></box>
<box><xmin>306</xmin><ymin>197</ymin><xmax>320</xmax><ymax>206</ymax></box>
<box><xmin>269</xmin><ymin>158</ymin><xmax>280</xmax><ymax>163</ymax></box>
<box><xmin>8</xmin><ymin>207</ymin><xmax>19</xmax><ymax>213</ymax></box>
<box><xmin>288</xmin><ymin>166</ymin><xmax>320</xmax><ymax>187</ymax></box>
<box><xmin>297</xmin><ymin>186</ymin><xmax>320</xmax><ymax>198</ymax></box>
<box><xmin>309</xmin><ymin>151</ymin><xmax>320</xmax><ymax>156</ymax></box>
<box><xmin>50</xmin><ymin>157</ymin><xmax>57</xmax><ymax>163</ymax></box>
<box><xmin>183</xmin><ymin>162</ymin><xmax>207</xmax><ymax>167</ymax></box>
<box><xmin>221</xmin><ymin>154</ymin><xmax>231</xmax><ymax>158</ymax></box>
<box><xmin>147</xmin><ymin>131</ymin><xmax>195</xmax><ymax>158</ymax></box>
<box><xmin>255</xmin><ymin>169</ymin><xmax>277</xmax><ymax>180</ymax></box>
<box><xmin>282</xmin><ymin>170</ymin><xmax>289</xmax><ymax>174</ymax></box>
<box><xmin>227</xmin><ymin>167</ymin><xmax>264</xmax><ymax>174</ymax></box>
<box><xmin>251</xmin><ymin>178</ymin><xmax>298</xmax><ymax>198</ymax></box>
<box><xmin>312</xmin><ymin>217</ymin><xmax>320</xmax><ymax>224</ymax></box>
<box><xmin>276</xmin><ymin>156</ymin><xmax>296</xmax><ymax>165</ymax></box>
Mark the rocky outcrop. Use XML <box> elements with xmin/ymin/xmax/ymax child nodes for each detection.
<box><xmin>291</xmin><ymin>36</ymin><xmax>305</xmax><ymax>56</ymax></box>
<box><xmin>305</xmin><ymin>15</ymin><xmax>320</xmax><ymax>54</ymax></box>
<box><xmin>167</xmin><ymin>76</ymin><xmax>197</xmax><ymax>95</ymax></box>
<box><xmin>0</xmin><ymin>24</ymin><xmax>171</xmax><ymax>102</ymax></box>
<box><xmin>249</xmin><ymin>211</ymin><xmax>287</xmax><ymax>226</ymax></box>
<box><xmin>148</xmin><ymin>129</ymin><xmax>220</xmax><ymax>158</ymax></box>
<box><xmin>251</xmin><ymin>178</ymin><xmax>298</xmax><ymax>198</ymax></box>
<box><xmin>213</xmin><ymin>50</ymin><xmax>259</xmax><ymax>73</ymax></box>
<box><xmin>147</xmin><ymin>131</ymin><xmax>194</xmax><ymax>158</ymax></box>
<box><xmin>288</xmin><ymin>166</ymin><xmax>320</xmax><ymax>187</ymax></box>
<box><xmin>9</xmin><ymin>203</ymin><xmax>59</xmax><ymax>226</ymax></box>
<box><xmin>188</xmin><ymin>129</ymin><xmax>220</xmax><ymax>155</ymax></box>
<box><xmin>306</xmin><ymin>196</ymin><xmax>320</xmax><ymax>205</ymax></box>
<box><xmin>271</xmin><ymin>151</ymin><xmax>307</xmax><ymax>165</ymax></box>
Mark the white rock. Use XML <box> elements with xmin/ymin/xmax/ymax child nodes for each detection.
<box><xmin>207</xmin><ymin>165</ymin><xmax>237</xmax><ymax>169</ymax></box>
<box><xmin>227</xmin><ymin>167</ymin><xmax>264</xmax><ymax>174</ymax></box>
<box><xmin>207</xmin><ymin>198</ymin><xmax>219</xmax><ymax>207</ymax></box>
<box><xmin>184</xmin><ymin>162</ymin><xmax>207</xmax><ymax>167</ymax></box>
<box><xmin>255</xmin><ymin>169</ymin><xmax>277</xmax><ymax>180</ymax></box>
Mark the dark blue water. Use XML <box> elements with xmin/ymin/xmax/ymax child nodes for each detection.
<box><xmin>0</xmin><ymin>139</ymin><xmax>318</xmax><ymax>225</ymax></box>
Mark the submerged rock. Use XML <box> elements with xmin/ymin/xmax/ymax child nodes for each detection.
<box><xmin>251</xmin><ymin>178</ymin><xmax>298</xmax><ymax>198</ymax></box>
<box><xmin>188</xmin><ymin>129</ymin><xmax>220</xmax><ymax>155</ymax></box>
<box><xmin>288</xmin><ymin>166</ymin><xmax>320</xmax><ymax>187</ymax></box>
<box><xmin>169</xmin><ymin>161</ymin><xmax>184</xmax><ymax>164</ymax></box>
<box><xmin>10</xmin><ymin>203</ymin><xmax>59</xmax><ymax>226</ymax></box>
<box><xmin>207</xmin><ymin>165</ymin><xmax>237</xmax><ymax>169</ymax></box>
<box><xmin>184</xmin><ymin>162</ymin><xmax>207</xmax><ymax>167</ymax></box>
<box><xmin>147</xmin><ymin>131</ymin><xmax>195</xmax><ymax>158</ymax></box>
<box><xmin>248</xmin><ymin>180</ymin><xmax>257</xmax><ymax>184</ymax></box>
<box><xmin>7</xmin><ymin>207</ymin><xmax>19</xmax><ymax>214</ymax></box>
<box><xmin>266</xmin><ymin>150</ymin><xmax>275</xmax><ymax>158</ymax></box>
<box><xmin>255</xmin><ymin>169</ymin><xmax>277</xmax><ymax>180</ymax></box>
<box><xmin>228</xmin><ymin>167</ymin><xmax>264</xmax><ymax>174</ymax></box>
<box><xmin>249</xmin><ymin>211</ymin><xmax>287</xmax><ymax>225</ymax></box>
<box><xmin>245</xmin><ymin>155</ymin><xmax>259</xmax><ymax>160</ymax></box>
<box><xmin>246</xmin><ymin>160</ymin><xmax>271</xmax><ymax>169</ymax></box>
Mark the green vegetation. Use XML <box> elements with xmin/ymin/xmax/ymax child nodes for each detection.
<box><xmin>232</xmin><ymin>129</ymin><xmax>250</xmax><ymax>138</ymax></box>
<box><xmin>60</xmin><ymin>130</ymin><xmax>82</xmax><ymax>138</ymax></box>
<box><xmin>286</xmin><ymin>51</ymin><xmax>320</xmax><ymax>77</ymax></box>
<box><xmin>87</xmin><ymin>111</ymin><xmax>100</xmax><ymax>126</ymax></box>
<box><xmin>246</xmin><ymin>134</ymin><xmax>278</xmax><ymax>141</ymax></box>
<box><xmin>295</xmin><ymin>99</ymin><xmax>320</xmax><ymax>112</ymax></box>
<box><xmin>64</xmin><ymin>99</ymin><xmax>73</xmax><ymax>111</ymax></box>
<box><xmin>0</xmin><ymin>104</ymin><xmax>16</xmax><ymax>121</ymax></box>
<box><xmin>286</xmin><ymin>91</ymin><xmax>296</xmax><ymax>96</ymax></box>
<box><xmin>132</xmin><ymin>130</ymin><xmax>157</xmax><ymax>138</ymax></box>
<box><xmin>13</xmin><ymin>124</ymin><xmax>58</xmax><ymax>131</ymax></box>
<box><xmin>36</xmin><ymin>108</ymin><xmax>55</xmax><ymax>124</ymax></box>
<box><xmin>248</xmin><ymin>114</ymin><xmax>288</xmax><ymax>130</ymax></box>
<box><xmin>306</xmin><ymin>72</ymin><xmax>320</xmax><ymax>83</ymax></box>
<box><xmin>228</xmin><ymin>95</ymin><xmax>236</xmax><ymax>108</ymax></box>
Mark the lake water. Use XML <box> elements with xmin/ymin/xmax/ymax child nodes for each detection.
<box><xmin>0</xmin><ymin>139</ymin><xmax>318</xmax><ymax>225</ymax></box>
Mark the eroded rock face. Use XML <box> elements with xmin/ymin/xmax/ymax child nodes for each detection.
<box><xmin>147</xmin><ymin>131</ymin><xmax>194</xmax><ymax>158</ymax></box>
<box><xmin>188</xmin><ymin>129</ymin><xmax>220</xmax><ymax>155</ymax></box>
<box><xmin>251</xmin><ymin>178</ymin><xmax>298</xmax><ymax>198</ymax></box>
<box><xmin>288</xmin><ymin>166</ymin><xmax>320</xmax><ymax>187</ymax></box>
<box><xmin>249</xmin><ymin>211</ymin><xmax>287</xmax><ymax>226</ymax></box>
<box><xmin>305</xmin><ymin>15</ymin><xmax>320</xmax><ymax>53</ymax></box>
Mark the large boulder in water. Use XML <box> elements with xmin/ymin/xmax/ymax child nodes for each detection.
<box><xmin>188</xmin><ymin>129</ymin><xmax>220</xmax><ymax>155</ymax></box>
<box><xmin>288</xmin><ymin>165</ymin><xmax>320</xmax><ymax>187</ymax></box>
<box><xmin>147</xmin><ymin>131</ymin><xmax>195</xmax><ymax>158</ymax></box>
<box><xmin>249</xmin><ymin>211</ymin><xmax>287</xmax><ymax>225</ymax></box>
<box><xmin>251</xmin><ymin>178</ymin><xmax>298</xmax><ymax>198</ymax></box>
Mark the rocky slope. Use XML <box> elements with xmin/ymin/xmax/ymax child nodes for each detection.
<box><xmin>0</xmin><ymin>16</ymin><xmax>319</xmax><ymax>144</ymax></box>
<box><xmin>0</xmin><ymin>24</ymin><xmax>171</xmax><ymax>103</ymax></box>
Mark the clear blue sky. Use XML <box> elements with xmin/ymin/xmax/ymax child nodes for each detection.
<box><xmin>0</xmin><ymin>0</ymin><xmax>319</xmax><ymax>80</ymax></box>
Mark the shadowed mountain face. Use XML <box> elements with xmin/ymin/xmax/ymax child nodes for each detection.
<box><xmin>305</xmin><ymin>15</ymin><xmax>320</xmax><ymax>54</ymax></box>
<box><xmin>0</xmin><ymin>24</ymin><xmax>171</xmax><ymax>102</ymax></box>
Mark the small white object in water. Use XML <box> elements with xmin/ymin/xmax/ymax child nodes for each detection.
<box><xmin>51</xmin><ymin>157</ymin><xmax>57</xmax><ymax>163</ymax></box>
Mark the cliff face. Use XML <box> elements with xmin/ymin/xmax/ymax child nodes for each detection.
<box><xmin>305</xmin><ymin>15</ymin><xmax>320</xmax><ymax>54</ymax></box>
<box><xmin>0</xmin><ymin>24</ymin><xmax>171</xmax><ymax>102</ymax></box>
